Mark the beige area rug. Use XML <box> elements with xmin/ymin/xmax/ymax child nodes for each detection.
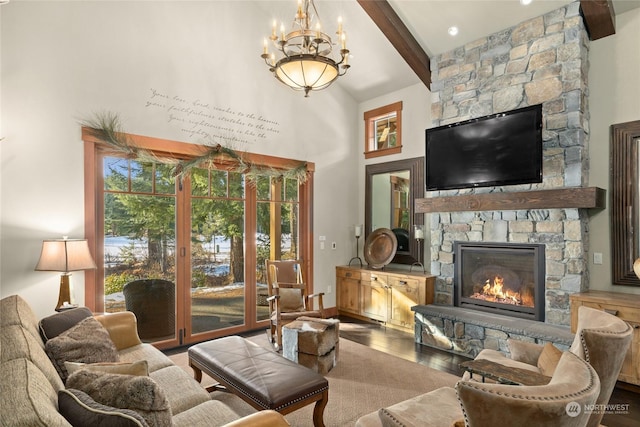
<box><xmin>168</xmin><ymin>333</ymin><xmax>460</xmax><ymax>426</ymax></box>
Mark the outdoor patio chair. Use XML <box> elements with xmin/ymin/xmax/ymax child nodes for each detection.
<box><xmin>123</xmin><ymin>278</ymin><xmax>175</xmax><ymax>342</ymax></box>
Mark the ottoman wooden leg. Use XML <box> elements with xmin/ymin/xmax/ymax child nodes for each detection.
<box><xmin>190</xmin><ymin>361</ymin><xmax>203</xmax><ymax>383</ymax></box>
<box><xmin>312</xmin><ymin>389</ymin><xmax>329</xmax><ymax>427</ymax></box>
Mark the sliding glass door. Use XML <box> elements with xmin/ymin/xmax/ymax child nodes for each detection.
<box><xmin>94</xmin><ymin>145</ymin><xmax>308</xmax><ymax>349</ymax></box>
<box><xmin>102</xmin><ymin>158</ymin><xmax>177</xmax><ymax>344</ymax></box>
<box><xmin>255</xmin><ymin>176</ymin><xmax>300</xmax><ymax>323</ymax></box>
<box><xmin>189</xmin><ymin>168</ymin><xmax>246</xmax><ymax>335</ymax></box>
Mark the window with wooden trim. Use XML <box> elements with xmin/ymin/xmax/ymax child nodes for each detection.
<box><xmin>83</xmin><ymin>129</ymin><xmax>314</xmax><ymax>348</ymax></box>
<box><xmin>364</xmin><ymin>101</ymin><xmax>402</xmax><ymax>159</ymax></box>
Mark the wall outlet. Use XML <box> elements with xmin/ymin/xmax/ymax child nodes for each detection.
<box><xmin>320</xmin><ymin>241</ymin><xmax>325</xmax><ymax>250</ymax></box>
<box><xmin>593</xmin><ymin>252</ymin><xmax>603</xmax><ymax>264</ymax></box>
<box><xmin>327</xmin><ymin>284</ymin><xmax>332</xmax><ymax>294</ymax></box>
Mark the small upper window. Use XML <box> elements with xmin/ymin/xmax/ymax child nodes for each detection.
<box><xmin>364</xmin><ymin>101</ymin><xmax>402</xmax><ymax>159</ymax></box>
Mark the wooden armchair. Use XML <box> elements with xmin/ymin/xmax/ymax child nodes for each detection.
<box><xmin>265</xmin><ymin>260</ymin><xmax>325</xmax><ymax>349</ymax></box>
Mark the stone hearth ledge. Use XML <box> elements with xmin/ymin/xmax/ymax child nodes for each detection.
<box><xmin>412</xmin><ymin>305</ymin><xmax>574</xmax><ymax>358</ymax></box>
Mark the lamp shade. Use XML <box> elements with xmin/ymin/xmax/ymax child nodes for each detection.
<box><xmin>35</xmin><ymin>239</ymin><xmax>96</xmax><ymax>272</ymax></box>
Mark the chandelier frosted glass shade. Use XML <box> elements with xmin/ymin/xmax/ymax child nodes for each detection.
<box><xmin>274</xmin><ymin>55</ymin><xmax>339</xmax><ymax>95</ymax></box>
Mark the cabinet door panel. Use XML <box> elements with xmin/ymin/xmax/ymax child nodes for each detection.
<box><xmin>361</xmin><ymin>282</ymin><xmax>387</xmax><ymax>321</ymax></box>
<box><xmin>389</xmin><ymin>279</ymin><xmax>420</xmax><ymax>328</ymax></box>
<box><xmin>338</xmin><ymin>277</ymin><xmax>360</xmax><ymax>314</ymax></box>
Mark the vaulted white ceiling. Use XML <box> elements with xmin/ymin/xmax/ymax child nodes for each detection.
<box><xmin>266</xmin><ymin>0</ymin><xmax>638</xmax><ymax>102</ymax></box>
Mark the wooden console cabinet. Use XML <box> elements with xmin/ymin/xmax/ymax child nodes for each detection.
<box><xmin>336</xmin><ymin>266</ymin><xmax>435</xmax><ymax>331</ymax></box>
<box><xmin>570</xmin><ymin>291</ymin><xmax>640</xmax><ymax>386</ymax></box>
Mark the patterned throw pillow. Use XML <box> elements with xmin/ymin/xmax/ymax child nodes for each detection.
<box><xmin>45</xmin><ymin>316</ymin><xmax>119</xmax><ymax>382</ymax></box>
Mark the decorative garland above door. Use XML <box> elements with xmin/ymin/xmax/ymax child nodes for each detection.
<box><xmin>81</xmin><ymin>112</ymin><xmax>309</xmax><ymax>183</ymax></box>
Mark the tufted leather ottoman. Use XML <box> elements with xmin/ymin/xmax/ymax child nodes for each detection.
<box><xmin>188</xmin><ymin>335</ymin><xmax>329</xmax><ymax>427</ymax></box>
<box><xmin>282</xmin><ymin>316</ymin><xmax>339</xmax><ymax>374</ymax></box>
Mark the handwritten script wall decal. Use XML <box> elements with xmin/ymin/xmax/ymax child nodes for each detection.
<box><xmin>145</xmin><ymin>88</ymin><xmax>281</xmax><ymax>145</ymax></box>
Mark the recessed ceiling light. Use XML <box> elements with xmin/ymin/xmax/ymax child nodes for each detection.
<box><xmin>520</xmin><ymin>0</ymin><xmax>533</xmax><ymax>5</ymax></box>
<box><xmin>448</xmin><ymin>26</ymin><xmax>459</xmax><ymax>36</ymax></box>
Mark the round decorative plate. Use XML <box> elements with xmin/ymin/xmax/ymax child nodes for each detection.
<box><xmin>364</xmin><ymin>228</ymin><xmax>398</xmax><ymax>269</ymax></box>
<box><xmin>634</xmin><ymin>257</ymin><xmax>640</xmax><ymax>280</ymax></box>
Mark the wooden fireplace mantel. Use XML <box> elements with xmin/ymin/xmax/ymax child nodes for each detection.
<box><xmin>415</xmin><ymin>187</ymin><xmax>606</xmax><ymax>214</ymax></box>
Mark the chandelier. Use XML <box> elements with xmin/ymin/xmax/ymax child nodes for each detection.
<box><xmin>261</xmin><ymin>0</ymin><xmax>350</xmax><ymax>97</ymax></box>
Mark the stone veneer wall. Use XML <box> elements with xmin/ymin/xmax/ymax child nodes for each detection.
<box><xmin>428</xmin><ymin>2</ymin><xmax>590</xmax><ymax>326</ymax></box>
<box><xmin>413</xmin><ymin>305</ymin><xmax>574</xmax><ymax>358</ymax></box>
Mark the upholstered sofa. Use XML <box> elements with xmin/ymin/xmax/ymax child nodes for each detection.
<box><xmin>0</xmin><ymin>294</ymin><xmax>289</xmax><ymax>427</ymax></box>
<box><xmin>357</xmin><ymin>305</ymin><xmax>632</xmax><ymax>427</ymax></box>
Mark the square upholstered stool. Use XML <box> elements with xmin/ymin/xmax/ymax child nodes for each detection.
<box><xmin>282</xmin><ymin>316</ymin><xmax>339</xmax><ymax>374</ymax></box>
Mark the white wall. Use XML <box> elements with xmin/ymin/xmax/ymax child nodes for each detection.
<box><xmin>357</xmin><ymin>83</ymin><xmax>432</xmax><ymax>264</ymax></box>
<box><xmin>587</xmin><ymin>8</ymin><xmax>640</xmax><ymax>295</ymax></box>
<box><xmin>1</xmin><ymin>1</ymin><xmax>359</xmax><ymax>318</ymax></box>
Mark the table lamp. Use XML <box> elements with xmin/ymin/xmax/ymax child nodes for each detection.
<box><xmin>35</xmin><ymin>238</ymin><xmax>96</xmax><ymax>311</ymax></box>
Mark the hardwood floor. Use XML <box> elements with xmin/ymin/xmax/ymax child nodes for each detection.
<box><xmin>338</xmin><ymin>315</ymin><xmax>640</xmax><ymax>427</ymax></box>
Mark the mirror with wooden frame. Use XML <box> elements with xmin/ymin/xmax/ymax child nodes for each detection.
<box><xmin>610</xmin><ymin>120</ymin><xmax>640</xmax><ymax>286</ymax></box>
<box><xmin>365</xmin><ymin>157</ymin><xmax>424</xmax><ymax>265</ymax></box>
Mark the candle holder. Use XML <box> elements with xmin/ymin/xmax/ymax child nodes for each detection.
<box><xmin>410</xmin><ymin>224</ymin><xmax>425</xmax><ymax>273</ymax></box>
<box><xmin>349</xmin><ymin>224</ymin><xmax>363</xmax><ymax>267</ymax></box>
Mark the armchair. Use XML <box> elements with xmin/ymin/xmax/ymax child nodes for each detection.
<box><xmin>456</xmin><ymin>351</ymin><xmax>600</xmax><ymax>427</ymax></box>
<box><xmin>471</xmin><ymin>306</ymin><xmax>632</xmax><ymax>427</ymax></box>
<box><xmin>265</xmin><ymin>260</ymin><xmax>325</xmax><ymax>349</ymax></box>
<box><xmin>356</xmin><ymin>351</ymin><xmax>600</xmax><ymax>427</ymax></box>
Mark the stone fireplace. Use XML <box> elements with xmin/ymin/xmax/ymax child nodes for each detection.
<box><xmin>427</xmin><ymin>2</ymin><xmax>590</xmax><ymax>326</ymax></box>
<box><xmin>414</xmin><ymin>3</ymin><xmax>590</xmax><ymax>357</ymax></box>
<box><xmin>454</xmin><ymin>242</ymin><xmax>546</xmax><ymax>321</ymax></box>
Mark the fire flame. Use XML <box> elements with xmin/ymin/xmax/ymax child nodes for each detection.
<box><xmin>474</xmin><ymin>275</ymin><xmax>523</xmax><ymax>305</ymax></box>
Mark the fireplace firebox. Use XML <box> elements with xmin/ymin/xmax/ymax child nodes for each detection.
<box><xmin>454</xmin><ymin>242</ymin><xmax>545</xmax><ymax>321</ymax></box>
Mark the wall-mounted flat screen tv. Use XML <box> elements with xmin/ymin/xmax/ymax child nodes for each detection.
<box><xmin>425</xmin><ymin>104</ymin><xmax>543</xmax><ymax>191</ymax></box>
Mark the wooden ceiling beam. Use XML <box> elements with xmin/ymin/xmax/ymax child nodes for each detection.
<box><xmin>357</xmin><ymin>0</ymin><xmax>431</xmax><ymax>90</ymax></box>
<box><xmin>580</xmin><ymin>0</ymin><xmax>616</xmax><ymax>40</ymax></box>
